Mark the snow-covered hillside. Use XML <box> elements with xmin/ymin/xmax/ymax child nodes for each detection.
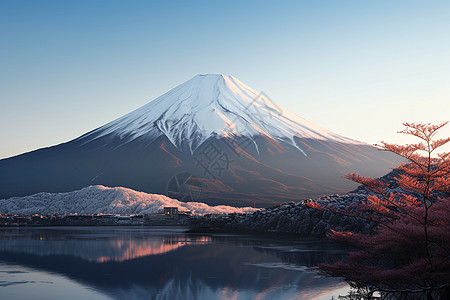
<box><xmin>0</xmin><ymin>185</ymin><xmax>258</xmax><ymax>215</ymax></box>
<box><xmin>80</xmin><ymin>74</ymin><xmax>360</xmax><ymax>153</ymax></box>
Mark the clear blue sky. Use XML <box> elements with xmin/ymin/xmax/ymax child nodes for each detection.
<box><xmin>1</xmin><ymin>0</ymin><xmax>449</xmax><ymax>159</ymax></box>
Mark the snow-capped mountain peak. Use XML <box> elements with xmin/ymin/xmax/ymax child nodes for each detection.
<box><xmin>0</xmin><ymin>74</ymin><xmax>401</xmax><ymax>205</ymax></box>
<box><xmin>79</xmin><ymin>74</ymin><xmax>360</xmax><ymax>152</ymax></box>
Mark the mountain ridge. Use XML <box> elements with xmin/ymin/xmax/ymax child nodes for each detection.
<box><xmin>0</xmin><ymin>74</ymin><xmax>401</xmax><ymax>206</ymax></box>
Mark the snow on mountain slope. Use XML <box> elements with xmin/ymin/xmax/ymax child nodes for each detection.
<box><xmin>79</xmin><ymin>74</ymin><xmax>361</xmax><ymax>153</ymax></box>
<box><xmin>0</xmin><ymin>185</ymin><xmax>258</xmax><ymax>215</ymax></box>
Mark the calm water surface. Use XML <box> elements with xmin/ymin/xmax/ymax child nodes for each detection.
<box><xmin>0</xmin><ymin>226</ymin><xmax>349</xmax><ymax>300</ymax></box>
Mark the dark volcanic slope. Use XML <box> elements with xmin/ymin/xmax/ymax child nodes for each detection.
<box><xmin>0</xmin><ymin>133</ymin><xmax>400</xmax><ymax>207</ymax></box>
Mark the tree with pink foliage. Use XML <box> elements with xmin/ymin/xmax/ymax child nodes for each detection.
<box><xmin>316</xmin><ymin>122</ymin><xmax>450</xmax><ymax>299</ymax></box>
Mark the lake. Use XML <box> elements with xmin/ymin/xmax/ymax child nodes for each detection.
<box><xmin>0</xmin><ymin>226</ymin><xmax>349</xmax><ymax>300</ymax></box>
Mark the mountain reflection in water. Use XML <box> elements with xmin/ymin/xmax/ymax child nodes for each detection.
<box><xmin>0</xmin><ymin>226</ymin><xmax>349</xmax><ymax>300</ymax></box>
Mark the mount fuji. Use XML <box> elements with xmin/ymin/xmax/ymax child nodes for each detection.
<box><xmin>0</xmin><ymin>74</ymin><xmax>400</xmax><ymax>206</ymax></box>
